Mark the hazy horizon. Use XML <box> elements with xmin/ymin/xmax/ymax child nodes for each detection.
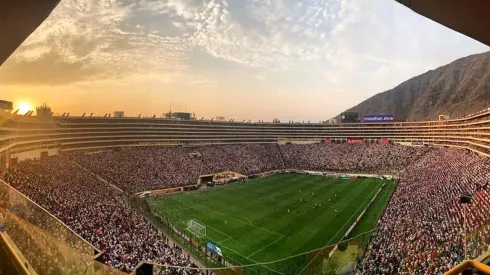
<box><xmin>0</xmin><ymin>0</ymin><xmax>489</xmax><ymax>121</ymax></box>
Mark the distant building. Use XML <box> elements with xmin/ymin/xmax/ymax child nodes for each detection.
<box><xmin>164</xmin><ymin>111</ymin><xmax>194</xmax><ymax>120</ymax></box>
<box><xmin>36</xmin><ymin>103</ymin><xmax>52</xmax><ymax>117</ymax></box>
<box><xmin>113</xmin><ymin>111</ymin><xmax>124</xmax><ymax>118</ymax></box>
<box><xmin>273</xmin><ymin>118</ymin><xmax>280</xmax><ymax>124</ymax></box>
<box><xmin>0</xmin><ymin>100</ymin><xmax>13</xmax><ymax>111</ymax></box>
<box><xmin>438</xmin><ymin>114</ymin><xmax>450</xmax><ymax>120</ymax></box>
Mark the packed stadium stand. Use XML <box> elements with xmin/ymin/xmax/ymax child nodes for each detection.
<box><xmin>2</xmin><ymin>111</ymin><xmax>490</xmax><ymax>274</ymax></box>
<box><xmin>1</xmin><ymin>108</ymin><xmax>490</xmax><ymax>164</ymax></box>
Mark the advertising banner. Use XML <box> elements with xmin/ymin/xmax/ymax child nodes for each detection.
<box><xmin>190</xmin><ymin>238</ymin><xmax>199</xmax><ymax>248</ymax></box>
<box><xmin>346</xmin><ymin>138</ymin><xmax>365</xmax><ymax>144</ymax></box>
<box><xmin>380</xmin><ymin>138</ymin><xmax>390</xmax><ymax>144</ymax></box>
<box><xmin>363</xmin><ymin>114</ymin><xmax>394</xmax><ymax>123</ymax></box>
<box><xmin>206</xmin><ymin>241</ymin><xmax>223</xmax><ymax>256</ymax></box>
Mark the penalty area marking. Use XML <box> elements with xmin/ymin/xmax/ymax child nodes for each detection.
<box><xmin>180</xmin><ymin>218</ymin><xmax>286</xmax><ymax>275</ymax></box>
<box><xmin>152</xmin><ymin>198</ymin><xmax>284</xmax><ymax>259</ymax></box>
<box><xmin>247</xmin><ymin>235</ymin><xmax>285</xmax><ymax>258</ymax></box>
<box><xmin>297</xmin><ymin>180</ymin><xmax>383</xmax><ymax>274</ymax></box>
<box><xmin>269</xmin><ymin>192</ymin><xmax>282</xmax><ymax>203</ymax></box>
<box><xmin>182</xmin><ymin>219</ymin><xmax>233</xmax><ymax>241</ymax></box>
<box><xmin>186</xmin><ymin>194</ymin><xmax>284</xmax><ymax>238</ymax></box>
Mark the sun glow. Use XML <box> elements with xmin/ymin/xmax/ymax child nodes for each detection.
<box><xmin>17</xmin><ymin>102</ymin><xmax>33</xmax><ymax>115</ymax></box>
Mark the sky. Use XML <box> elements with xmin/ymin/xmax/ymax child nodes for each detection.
<box><xmin>0</xmin><ymin>0</ymin><xmax>488</xmax><ymax>121</ymax></box>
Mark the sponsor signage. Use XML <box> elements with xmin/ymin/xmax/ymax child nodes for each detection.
<box><xmin>0</xmin><ymin>100</ymin><xmax>13</xmax><ymax>110</ymax></box>
<box><xmin>363</xmin><ymin>115</ymin><xmax>394</xmax><ymax>123</ymax></box>
<box><xmin>411</xmin><ymin>141</ymin><xmax>423</xmax><ymax>146</ymax></box>
<box><xmin>190</xmin><ymin>238</ymin><xmax>199</xmax><ymax>248</ymax></box>
<box><xmin>380</xmin><ymin>138</ymin><xmax>390</xmax><ymax>144</ymax></box>
<box><xmin>347</xmin><ymin>137</ymin><xmax>365</xmax><ymax>144</ymax></box>
<box><xmin>206</xmin><ymin>241</ymin><xmax>223</xmax><ymax>256</ymax></box>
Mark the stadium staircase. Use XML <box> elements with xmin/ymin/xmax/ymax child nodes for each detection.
<box><xmin>276</xmin><ymin>144</ymin><xmax>286</xmax><ymax>168</ymax></box>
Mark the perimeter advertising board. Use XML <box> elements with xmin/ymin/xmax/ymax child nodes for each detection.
<box><xmin>380</xmin><ymin>138</ymin><xmax>390</xmax><ymax>144</ymax></box>
<box><xmin>363</xmin><ymin>114</ymin><xmax>394</xmax><ymax>123</ymax></box>
<box><xmin>206</xmin><ymin>241</ymin><xmax>223</xmax><ymax>256</ymax></box>
<box><xmin>347</xmin><ymin>137</ymin><xmax>365</xmax><ymax>144</ymax></box>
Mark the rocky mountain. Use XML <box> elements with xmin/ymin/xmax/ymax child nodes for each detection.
<box><xmin>340</xmin><ymin>51</ymin><xmax>490</xmax><ymax>121</ymax></box>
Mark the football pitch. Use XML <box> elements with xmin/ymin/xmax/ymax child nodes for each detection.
<box><xmin>147</xmin><ymin>173</ymin><xmax>395</xmax><ymax>274</ymax></box>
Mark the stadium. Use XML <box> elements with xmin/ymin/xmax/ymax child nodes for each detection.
<box><xmin>1</xmin><ymin>1</ymin><xmax>490</xmax><ymax>275</ymax></box>
<box><xmin>1</xmin><ymin>107</ymin><xmax>490</xmax><ymax>275</ymax></box>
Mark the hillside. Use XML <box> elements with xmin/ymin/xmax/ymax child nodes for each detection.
<box><xmin>340</xmin><ymin>51</ymin><xmax>490</xmax><ymax>121</ymax></box>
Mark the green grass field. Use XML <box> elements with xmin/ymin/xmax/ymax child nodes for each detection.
<box><xmin>147</xmin><ymin>173</ymin><xmax>395</xmax><ymax>274</ymax></box>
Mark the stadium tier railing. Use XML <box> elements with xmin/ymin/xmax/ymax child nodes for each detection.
<box><xmin>443</xmin><ymin>246</ymin><xmax>490</xmax><ymax>275</ymax></box>
<box><xmin>0</xmin><ymin>180</ymin><xmax>126</xmax><ymax>275</ymax></box>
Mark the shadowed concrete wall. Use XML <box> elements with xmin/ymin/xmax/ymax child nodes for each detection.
<box><xmin>396</xmin><ymin>0</ymin><xmax>490</xmax><ymax>46</ymax></box>
<box><xmin>0</xmin><ymin>0</ymin><xmax>60</xmax><ymax>65</ymax></box>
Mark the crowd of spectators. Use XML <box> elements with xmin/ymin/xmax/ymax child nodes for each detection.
<box><xmin>4</xmin><ymin>143</ymin><xmax>490</xmax><ymax>275</ymax></box>
<box><xmin>4</xmin><ymin>156</ymin><xmax>202</xmax><ymax>274</ymax></box>
<box><xmin>359</xmin><ymin>148</ymin><xmax>490</xmax><ymax>275</ymax></box>
<box><xmin>68</xmin><ymin>143</ymin><xmax>433</xmax><ymax>194</ymax></box>
<box><xmin>69</xmin><ymin>147</ymin><xmax>205</xmax><ymax>193</ymax></box>
<box><xmin>280</xmin><ymin>143</ymin><xmax>431</xmax><ymax>174</ymax></box>
<box><xmin>68</xmin><ymin>144</ymin><xmax>284</xmax><ymax>193</ymax></box>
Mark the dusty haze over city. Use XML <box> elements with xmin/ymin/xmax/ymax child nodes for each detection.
<box><xmin>0</xmin><ymin>0</ymin><xmax>488</xmax><ymax>121</ymax></box>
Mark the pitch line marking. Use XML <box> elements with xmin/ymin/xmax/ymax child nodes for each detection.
<box><xmin>269</xmin><ymin>192</ymin><xmax>359</xmax><ymax>207</ymax></box>
<box><xmin>151</xmin><ymin>197</ymin><xmax>284</xmax><ymax>257</ymax></box>
<box><xmin>192</xmin><ymin>219</ymin><xmax>232</xmax><ymax>239</ymax></box>
<box><xmin>217</xmin><ymin>236</ymin><xmax>233</xmax><ymax>245</ymax></box>
<box><xmin>147</xmin><ymin>177</ymin><xmax>383</xmax><ymax>274</ymax></box>
<box><xmin>297</xmin><ymin>180</ymin><xmax>382</xmax><ymax>274</ymax></box>
<box><xmin>206</xmin><ymin>234</ymin><xmax>286</xmax><ymax>275</ymax></box>
<box><xmin>247</xmin><ymin>235</ymin><xmax>285</xmax><ymax>258</ymax></box>
<box><xmin>269</xmin><ymin>192</ymin><xmax>282</xmax><ymax>203</ymax></box>
<box><xmin>186</xmin><ymin>194</ymin><xmax>284</xmax><ymax>238</ymax></box>
<box><xmin>227</xmin><ymin>213</ymin><xmax>253</xmax><ymax>226</ymax></box>
<box><xmin>166</xmin><ymin>206</ymin><xmax>194</xmax><ymax>213</ymax></box>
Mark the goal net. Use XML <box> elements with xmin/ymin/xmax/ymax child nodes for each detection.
<box><xmin>187</xmin><ymin>220</ymin><xmax>206</xmax><ymax>238</ymax></box>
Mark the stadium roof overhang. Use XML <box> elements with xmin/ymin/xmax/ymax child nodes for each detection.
<box><xmin>0</xmin><ymin>0</ymin><xmax>61</xmax><ymax>66</ymax></box>
<box><xmin>395</xmin><ymin>0</ymin><xmax>490</xmax><ymax>47</ymax></box>
<box><xmin>0</xmin><ymin>0</ymin><xmax>488</xmax><ymax>67</ymax></box>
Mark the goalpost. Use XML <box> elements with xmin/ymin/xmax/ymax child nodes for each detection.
<box><xmin>187</xmin><ymin>220</ymin><xmax>206</xmax><ymax>238</ymax></box>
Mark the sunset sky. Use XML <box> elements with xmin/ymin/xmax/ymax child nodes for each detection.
<box><xmin>0</xmin><ymin>0</ymin><xmax>488</xmax><ymax>121</ymax></box>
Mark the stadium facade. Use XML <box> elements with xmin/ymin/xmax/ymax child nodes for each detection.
<box><xmin>1</xmin><ymin>109</ymin><xmax>490</xmax><ymax>171</ymax></box>
<box><xmin>3</xmin><ymin>110</ymin><xmax>490</xmax><ymax>274</ymax></box>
